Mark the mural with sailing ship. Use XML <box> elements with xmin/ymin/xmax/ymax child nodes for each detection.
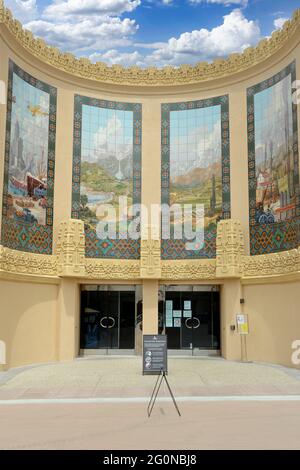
<box><xmin>6</xmin><ymin>72</ymin><xmax>50</xmax><ymax>226</ymax></box>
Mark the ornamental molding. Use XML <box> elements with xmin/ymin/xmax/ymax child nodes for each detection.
<box><xmin>161</xmin><ymin>260</ymin><xmax>216</xmax><ymax>280</ymax></box>
<box><xmin>0</xmin><ymin>2</ymin><xmax>299</xmax><ymax>86</ymax></box>
<box><xmin>242</xmin><ymin>247</ymin><xmax>300</xmax><ymax>279</ymax></box>
<box><xmin>0</xmin><ymin>244</ymin><xmax>58</xmax><ymax>279</ymax></box>
<box><xmin>85</xmin><ymin>259</ymin><xmax>140</xmax><ymax>280</ymax></box>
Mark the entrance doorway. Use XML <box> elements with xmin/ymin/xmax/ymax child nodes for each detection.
<box><xmin>158</xmin><ymin>285</ymin><xmax>220</xmax><ymax>354</ymax></box>
<box><xmin>80</xmin><ymin>285</ymin><xmax>136</xmax><ymax>354</ymax></box>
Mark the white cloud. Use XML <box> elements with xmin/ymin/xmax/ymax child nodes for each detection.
<box><xmin>274</xmin><ymin>17</ymin><xmax>288</xmax><ymax>29</ymax></box>
<box><xmin>26</xmin><ymin>17</ymin><xmax>138</xmax><ymax>52</ymax></box>
<box><xmin>4</xmin><ymin>0</ymin><xmax>38</xmax><ymax>22</ymax></box>
<box><xmin>90</xmin><ymin>49</ymin><xmax>143</xmax><ymax>66</ymax></box>
<box><xmin>143</xmin><ymin>9</ymin><xmax>260</xmax><ymax>66</ymax></box>
<box><xmin>43</xmin><ymin>0</ymin><xmax>140</xmax><ymax>20</ymax></box>
<box><xmin>5</xmin><ymin>1</ymin><xmax>262</xmax><ymax>68</ymax></box>
<box><xmin>189</xmin><ymin>0</ymin><xmax>248</xmax><ymax>6</ymax></box>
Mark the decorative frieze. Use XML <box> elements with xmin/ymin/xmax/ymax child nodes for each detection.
<box><xmin>85</xmin><ymin>259</ymin><xmax>140</xmax><ymax>280</ymax></box>
<box><xmin>0</xmin><ymin>244</ymin><xmax>57</xmax><ymax>277</ymax></box>
<box><xmin>161</xmin><ymin>260</ymin><xmax>216</xmax><ymax>280</ymax></box>
<box><xmin>243</xmin><ymin>248</ymin><xmax>300</xmax><ymax>278</ymax></box>
<box><xmin>0</xmin><ymin>219</ymin><xmax>299</xmax><ymax>282</ymax></box>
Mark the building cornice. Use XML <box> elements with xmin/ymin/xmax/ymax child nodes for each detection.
<box><xmin>0</xmin><ymin>2</ymin><xmax>299</xmax><ymax>87</ymax></box>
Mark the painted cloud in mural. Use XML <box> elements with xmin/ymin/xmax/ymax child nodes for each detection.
<box><xmin>254</xmin><ymin>75</ymin><xmax>295</xmax><ymax>225</ymax></box>
<box><xmin>169</xmin><ymin>105</ymin><xmax>222</xmax><ymax>228</ymax></box>
<box><xmin>7</xmin><ymin>73</ymin><xmax>50</xmax><ymax>226</ymax></box>
<box><xmin>80</xmin><ymin>106</ymin><xmax>134</xmax><ymax>224</ymax></box>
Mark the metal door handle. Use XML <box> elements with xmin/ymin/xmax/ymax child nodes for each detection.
<box><xmin>185</xmin><ymin>318</ymin><xmax>200</xmax><ymax>329</ymax></box>
<box><xmin>100</xmin><ymin>316</ymin><xmax>116</xmax><ymax>329</ymax></box>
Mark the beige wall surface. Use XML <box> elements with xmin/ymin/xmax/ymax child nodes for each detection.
<box><xmin>0</xmin><ymin>279</ymin><xmax>58</xmax><ymax>369</ymax></box>
<box><xmin>244</xmin><ymin>282</ymin><xmax>300</xmax><ymax>369</ymax></box>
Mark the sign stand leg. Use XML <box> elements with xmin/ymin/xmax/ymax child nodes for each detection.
<box><xmin>163</xmin><ymin>372</ymin><xmax>181</xmax><ymax>417</ymax></box>
<box><xmin>147</xmin><ymin>371</ymin><xmax>165</xmax><ymax>417</ymax></box>
<box><xmin>147</xmin><ymin>369</ymin><xmax>181</xmax><ymax>418</ymax></box>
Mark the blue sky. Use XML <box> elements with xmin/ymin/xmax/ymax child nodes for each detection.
<box><xmin>4</xmin><ymin>0</ymin><xmax>300</xmax><ymax>67</ymax></box>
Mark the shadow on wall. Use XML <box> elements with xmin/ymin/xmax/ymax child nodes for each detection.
<box><xmin>0</xmin><ymin>281</ymin><xmax>58</xmax><ymax>369</ymax></box>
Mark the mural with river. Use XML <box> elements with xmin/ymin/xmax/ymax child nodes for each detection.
<box><xmin>72</xmin><ymin>96</ymin><xmax>142</xmax><ymax>258</ymax></box>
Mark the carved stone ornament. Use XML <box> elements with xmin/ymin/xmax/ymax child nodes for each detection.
<box><xmin>85</xmin><ymin>259</ymin><xmax>140</xmax><ymax>280</ymax></box>
<box><xmin>243</xmin><ymin>247</ymin><xmax>300</xmax><ymax>278</ymax></box>
<box><xmin>0</xmin><ymin>244</ymin><xmax>57</xmax><ymax>278</ymax></box>
<box><xmin>161</xmin><ymin>259</ymin><xmax>216</xmax><ymax>280</ymax></box>
<box><xmin>140</xmin><ymin>239</ymin><xmax>161</xmax><ymax>279</ymax></box>
<box><xmin>216</xmin><ymin>219</ymin><xmax>245</xmax><ymax>278</ymax></box>
<box><xmin>0</xmin><ymin>1</ymin><xmax>299</xmax><ymax>86</ymax></box>
<box><xmin>56</xmin><ymin>219</ymin><xmax>85</xmax><ymax>277</ymax></box>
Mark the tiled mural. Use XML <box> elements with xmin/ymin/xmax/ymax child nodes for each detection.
<box><xmin>161</xmin><ymin>96</ymin><xmax>231</xmax><ymax>259</ymax></box>
<box><xmin>1</xmin><ymin>61</ymin><xmax>57</xmax><ymax>254</ymax></box>
<box><xmin>248</xmin><ymin>62</ymin><xmax>300</xmax><ymax>255</ymax></box>
<box><xmin>72</xmin><ymin>95</ymin><xmax>142</xmax><ymax>259</ymax></box>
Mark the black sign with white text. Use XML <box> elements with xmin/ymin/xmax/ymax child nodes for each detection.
<box><xmin>143</xmin><ymin>334</ymin><xmax>167</xmax><ymax>374</ymax></box>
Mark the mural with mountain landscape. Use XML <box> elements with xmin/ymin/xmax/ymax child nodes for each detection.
<box><xmin>161</xmin><ymin>97</ymin><xmax>231</xmax><ymax>259</ymax></box>
<box><xmin>79</xmin><ymin>106</ymin><xmax>134</xmax><ymax>227</ymax></box>
<box><xmin>72</xmin><ymin>96</ymin><xmax>142</xmax><ymax>259</ymax></box>
<box><xmin>248</xmin><ymin>62</ymin><xmax>299</xmax><ymax>255</ymax></box>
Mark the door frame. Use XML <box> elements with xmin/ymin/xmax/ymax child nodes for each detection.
<box><xmin>159</xmin><ymin>284</ymin><xmax>221</xmax><ymax>356</ymax></box>
<box><xmin>79</xmin><ymin>284</ymin><xmax>139</xmax><ymax>356</ymax></box>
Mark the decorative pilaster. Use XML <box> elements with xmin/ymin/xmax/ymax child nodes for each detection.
<box><xmin>216</xmin><ymin>219</ymin><xmax>245</xmax><ymax>278</ymax></box>
<box><xmin>140</xmin><ymin>239</ymin><xmax>161</xmax><ymax>279</ymax></box>
<box><xmin>0</xmin><ymin>1</ymin><xmax>4</xmax><ymax>22</ymax></box>
<box><xmin>56</xmin><ymin>219</ymin><xmax>85</xmax><ymax>277</ymax></box>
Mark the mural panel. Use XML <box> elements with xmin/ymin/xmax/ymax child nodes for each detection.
<box><xmin>248</xmin><ymin>62</ymin><xmax>300</xmax><ymax>255</ymax></box>
<box><xmin>161</xmin><ymin>96</ymin><xmax>231</xmax><ymax>259</ymax></box>
<box><xmin>1</xmin><ymin>61</ymin><xmax>57</xmax><ymax>254</ymax></box>
<box><xmin>72</xmin><ymin>96</ymin><xmax>142</xmax><ymax>259</ymax></box>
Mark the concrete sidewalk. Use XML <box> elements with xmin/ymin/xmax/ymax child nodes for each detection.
<box><xmin>1</xmin><ymin>401</ymin><xmax>300</xmax><ymax>450</ymax></box>
<box><xmin>0</xmin><ymin>356</ymin><xmax>300</xmax><ymax>400</ymax></box>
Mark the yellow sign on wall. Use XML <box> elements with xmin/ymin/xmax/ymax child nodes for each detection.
<box><xmin>236</xmin><ymin>314</ymin><xmax>249</xmax><ymax>335</ymax></box>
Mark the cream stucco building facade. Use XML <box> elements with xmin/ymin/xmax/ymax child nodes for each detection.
<box><xmin>0</xmin><ymin>2</ymin><xmax>299</xmax><ymax>371</ymax></box>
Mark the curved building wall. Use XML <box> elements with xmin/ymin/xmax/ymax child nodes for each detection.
<box><xmin>0</xmin><ymin>5</ymin><xmax>299</xmax><ymax>370</ymax></box>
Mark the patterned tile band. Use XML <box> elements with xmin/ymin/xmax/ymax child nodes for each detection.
<box><xmin>247</xmin><ymin>61</ymin><xmax>300</xmax><ymax>255</ymax></box>
<box><xmin>1</xmin><ymin>60</ymin><xmax>57</xmax><ymax>254</ymax></box>
<box><xmin>161</xmin><ymin>95</ymin><xmax>231</xmax><ymax>259</ymax></box>
<box><xmin>71</xmin><ymin>95</ymin><xmax>142</xmax><ymax>259</ymax></box>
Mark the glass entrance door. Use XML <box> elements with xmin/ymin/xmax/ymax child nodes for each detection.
<box><xmin>159</xmin><ymin>286</ymin><xmax>220</xmax><ymax>352</ymax></box>
<box><xmin>80</xmin><ymin>287</ymin><xmax>135</xmax><ymax>351</ymax></box>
